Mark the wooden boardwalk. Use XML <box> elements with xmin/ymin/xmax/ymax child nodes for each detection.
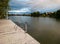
<box><xmin>0</xmin><ymin>20</ymin><xmax>40</xmax><ymax>44</ymax></box>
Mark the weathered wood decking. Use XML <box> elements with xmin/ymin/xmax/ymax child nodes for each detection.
<box><xmin>0</xmin><ymin>20</ymin><xmax>40</xmax><ymax>44</ymax></box>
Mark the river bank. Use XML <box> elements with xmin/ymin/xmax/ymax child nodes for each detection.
<box><xmin>0</xmin><ymin>19</ymin><xmax>40</xmax><ymax>44</ymax></box>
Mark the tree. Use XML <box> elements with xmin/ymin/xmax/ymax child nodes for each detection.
<box><xmin>31</xmin><ymin>11</ymin><xmax>41</xmax><ymax>17</ymax></box>
<box><xmin>56</xmin><ymin>10</ymin><xmax>60</xmax><ymax>18</ymax></box>
<box><xmin>0</xmin><ymin>0</ymin><xmax>10</xmax><ymax>19</ymax></box>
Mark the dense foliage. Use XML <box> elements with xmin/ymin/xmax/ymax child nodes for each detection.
<box><xmin>30</xmin><ymin>10</ymin><xmax>60</xmax><ymax>19</ymax></box>
<box><xmin>49</xmin><ymin>10</ymin><xmax>60</xmax><ymax>18</ymax></box>
<box><xmin>31</xmin><ymin>11</ymin><xmax>41</xmax><ymax>17</ymax></box>
<box><xmin>0</xmin><ymin>0</ymin><xmax>10</xmax><ymax>19</ymax></box>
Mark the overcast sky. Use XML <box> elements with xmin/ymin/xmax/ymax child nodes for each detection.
<box><xmin>9</xmin><ymin>0</ymin><xmax>60</xmax><ymax>13</ymax></box>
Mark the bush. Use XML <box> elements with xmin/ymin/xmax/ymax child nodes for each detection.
<box><xmin>0</xmin><ymin>0</ymin><xmax>10</xmax><ymax>19</ymax></box>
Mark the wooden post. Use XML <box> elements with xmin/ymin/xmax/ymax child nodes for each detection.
<box><xmin>25</xmin><ymin>22</ymin><xmax>27</xmax><ymax>33</ymax></box>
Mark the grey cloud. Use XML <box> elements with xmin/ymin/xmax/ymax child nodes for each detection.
<box><xmin>9</xmin><ymin>0</ymin><xmax>60</xmax><ymax>12</ymax></box>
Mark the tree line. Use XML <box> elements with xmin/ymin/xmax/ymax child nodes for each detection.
<box><xmin>9</xmin><ymin>9</ymin><xmax>60</xmax><ymax>19</ymax></box>
<box><xmin>0</xmin><ymin>0</ymin><xmax>60</xmax><ymax>19</ymax></box>
<box><xmin>29</xmin><ymin>10</ymin><xmax>60</xmax><ymax>19</ymax></box>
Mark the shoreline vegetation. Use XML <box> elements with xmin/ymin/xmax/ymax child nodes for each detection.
<box><xmin>0</xmin><ymin>0</ymin><xmax>60</xmax><ymax>19</ymax></box>
<box><xmin>0</xmin><ymin>0</ymin><xmax>9</xmax><ymax>19</ymax></box>
<box><xmin>9</xmin><ymin>10</ymin><xmax>60</xmax><ymax>19</ymax></box>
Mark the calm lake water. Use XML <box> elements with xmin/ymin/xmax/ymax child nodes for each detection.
<box><xmin>9</xmin><ymin>16</ymin><xmax>60</xmax><ymax>44</ymax></box>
